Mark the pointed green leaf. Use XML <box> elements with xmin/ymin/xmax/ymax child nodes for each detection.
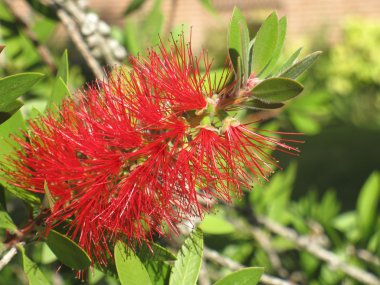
<box><xmin>20</xmin><ymin>246</ymin><xmax>50</xmax><ymax>285</ymax></box>
<box><xmin>46</xmin><ymin>230</ymin><xmax>91</xmax><ymax>270</ymax></box>
<box><xmin>228</xmin><ymin>7</ymin><xmax>249</xmax><ymax>84</ymax></box>
<box><xmin>115</xmin><ymin>241</ymin><xmax>152</xmax><ymax>285</ymax></box>
<box><xmin>169</xmin><ymin>229</ymin><xmax>203</xmax><ymax>285</ymax></box>
<box><xmin>242</xmin><ymin>99</ymin><xmax>284</xmax><ymax>110</ymax></box>
<box><xmin>250</xmin><ymin>77</ymin><xmax>303</xmax><ymax>102</ymax></box>
<box><xmin>46</xmin><ymin>50</ymin><xmax>70</xmax><ymax>111</ymax></box>
<box><xmin>57</xmin><ymin>49</ymin><xmax>69</xmax><ymax>84</ymax></box>
<box><xmin>0</xmin><ymin>99</ymin><xmax>23</xmax><ymax>125</ymax></box>
<box><xmin>276</xmin><ymin>48</ymin><xmax>302</xmax><ymax>75</ymax></box>
<box><xmin>357</xmin><ymin>172</ymin><xmax>380</xmax><ymax>240</ymax></box>
<box><xmin>0</xmin><ymin>73</ymin><xmax>44</xmax><ymax>110</ymax></box>
<box><xmin>333</xmin><ymin>212</ymin><xmax>356</xmax><ymax>233</ymax></box>
<box><xmin>248</xmin><ymin>38</ymin><xmax>255</xmax><ymax>74</ymax></box>
<box><xmin>43</xmin><ymin>181</ymin><xmax>55</xmax><ymax>209</ymax></box>
<box><xmin>214</xmin><ymin>267</ymin><xmax>264</xmax><ymax>285</ymax></box>
<box><xmin>280</xmin><ymin>51</ymin><xmax>322</xmax><ymax>79</ymax></box>
<box><xmin>124</xmin><ymin>0</ymin><xmax>146</xmax><ymax>15</ymax></box>
<box><xmin>261</xmin><ymin>16</ymin><xmax>287</xmax><ymax>77</ymax></box>
<box><xmin>0</xmin><ymin>206</ymin><xmax>17</xmax><ymax>231</ymax></box>
<box><xmin>199</xmin><ymin>215</ymin><xmax>235</xmax><ymax>235</ymax></box>
<box><xmin>252</xmin><ymin>12</ymin><xmax>278</xmax><ymax>75</ymax></box>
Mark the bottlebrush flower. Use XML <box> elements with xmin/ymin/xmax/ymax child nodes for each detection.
<box><xmin>2</xmin><ymin>33</ymin><xmax>300</xmax><ymax>263</ymax></box>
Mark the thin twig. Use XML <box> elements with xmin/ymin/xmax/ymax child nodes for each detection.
<box><xmin>347</xmin><ymin>246</ymin><xmax>380</xmax><ymax>267</ymax></box>
<box><xmin>0</xmin><ymin>247</ymin><xmax>17</xmax><ymax>270</ymax></box>
<box><xmin>59</xmin><ymin>0</ymin><xmax>119</xmax><ymax>65</ymax></box>
<box><xmin>55</xmin><ymin>8</ymin><xmax>105</xmax><ymax>79</ymax></box>
<box><xmin>199</xmin><ymin>262</ymin><xmax>211</xmax><ymax>285</ymax></box>
<box><xmin>257</xmin><ymin>216</ymin><xmax>380</xmax><ymax>285</ymax></box>
<box><xmin>204</xmin><ymin>247</ymin><xmax>297</xmax><ymax>285</ymax></box>
<box><xmin>0</xmin><ymin>243</ymin><xmax>24</xmax><ymax>271</ymax></box>
<box><xmin>3</xmin><ymin>0</ymin><xmax>57</xmax><ymax>73</ymax></box>
<box><xmin>250</xmin><ymin>225</ymin><xmax>289</xmax><ymax>278</ymax></box>
<box><xmin>40</xmin><ymin>0</ymin><xmax>128</xmax><ymax>78</ymax></box>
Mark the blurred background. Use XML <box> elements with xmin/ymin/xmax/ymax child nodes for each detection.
<box><xmin>0</xmin><ymin>0</ymin><xmax>379</xmax><ymax>284</ymax></box>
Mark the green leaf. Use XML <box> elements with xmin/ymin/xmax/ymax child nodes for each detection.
<box><xmin>199</xmin><ymin>215</ymin><xmax>235</xmax><ymax>235</ymax></box>
<box><xmin>261</xmin><ymin>16</ymin><xmax>287</xmax><ymax>77</ymax></box>
<box><xmin>357</xmin><ymin>172</ymin><xmax>380</xmax><ymax>240</ymax></box>
<box><xmin>144</xmin><ymin>260</ymin><xmax>171</xmax><ymax>285</ymax></box>
<box><xmin>0</xmin><ymin>99</ymin><xmax>23</xmax><ymax>125</ymax></box>
<box><xmin>46</xmin><ymin>50</ymin><xmax>70</xmax><ymax>111</ymax></box>
<box><xmin>0</xmin><ymin>73</ymin><xmax>44</xmax><ymax>110</ymax></box>
<box><xmin>137</xmin><ymin>242</ymin><xmax>176</xmax><ymax>262</ymax></box>
<box><xmin>115</xmin><ymin>241</ymin><xmax>152</xmax><ymax>285</ymax></box>
<box><xmin>141</xmin><ymin>0</ymin><xmax>163</xmax><ymax>46</ymax></box>
<box><xmin>278</xmin><ymin>48</ymin><xmax>302</xmax><ymax>73</ymax></box>
<box><xmin>280</xmin><ymin>51</ymin><xmax>322</xmax><ymax>79</ymax></box>
<box><xmin>124</xmin><ymin>20</ymin><xmax>141</xmax><ymax>55</ymax></box>
<box><xmin>124</xmin><ymin>0</ymin><xmax>146</xmax><ymax>15</ymax></box>
<box><xmin>214</xmin><ymin>267</ymin><xmax>264</xmax><ymax>285</ymax></box>
<box><xmin>20</xmin><ymin>246</ymin><xmax>50</xmax><ymax>285</ymax></box>
<box><xmin>0</xmin><ymin>206</ymin><xmax>17</xmax><ymax>231</ymax></box>
<box><xmin>0</xmin><ymin>184</ymin><xmax>5</xmax><ymax>209</ymax></box>
<box><xmin>333</xmin><ymin>211</ymin><xmax>356</xmax><ymax>233</ymax></box>
<box><xmin>252</xmin><ymin>12</ymin><xmax>278</xmax><ymax>75</ymax></box>
<box><xmin>46</xmin><ymin>230</ymin><xmax>91</xmax><ymax>270</ymax></box>
<box><xmin>0</xmin><ymin>111</ymin><xmax>39</xmax><ymax>205</ymax></box>
<box><xmin>56</xmin><ymin>49</ymin><xmax>69</xmax><ymax>84</ymax></box>
<box><xmin>250</xmin><ymin>77</ymin><xmax>303</xmax><ymax>103</ymax></box>
<box><xmin>1</xmin><ymin>184</ymin><xmax>40</xmax><ymax>206</ymax></box>
<box><xmin>0</xmin><ymin>110</ymin><xmax>25</xmax><ymax>160</ymax></box>
<box><xmin>228</xmin><ymin>7</ymin><xmax>249</xmax><ymax>84</ymax></box>
<box><xmin>242</xmin><ymin>99</ymin><xmax>284</xmax><ymax>110</ymax></box>
<box><xmin>43</xmin><ymin>181</ymin><xmax>55</xmax><ymax>209</ymax></box>
<box><xmin>40</xmin><ymin>243</ymin><xmax>57</xmax><ymax>264</ymax></box>
<box><xmin>169</xmin><ymin>229</ymin><xmax>203</xmax><ymax>285</ymax></box>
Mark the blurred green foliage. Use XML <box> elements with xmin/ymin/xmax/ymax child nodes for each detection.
<box><xmin>283</xmin><ymin>19</ymin><xmax>380</xmax><ymax>133</ymax></box>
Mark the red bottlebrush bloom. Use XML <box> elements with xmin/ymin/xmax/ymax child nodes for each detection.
<box><xmin>2</xmin><ymin>33</ymin><xmax>300</xmax><ymax>263</ymax></box>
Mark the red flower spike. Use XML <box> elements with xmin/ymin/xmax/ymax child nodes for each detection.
<box><xmin>2</xmin><ymin>33</ymin><xmax>300</xmax><ymax>264</ymax></box>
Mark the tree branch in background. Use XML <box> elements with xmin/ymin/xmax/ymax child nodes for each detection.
<box><xmin>0</xmin><ymin>243</ymin><xmax>24</xmax><ymax>271</ymax></box>
<box><xmin>41</xmin><ymin>0</ymin><xmax>128</xmax><ymax>79</ymax></box>
<box><xmin>256</xmin><ymin>216</ymin><xmax>380</xmax><ymax>285</ymax></box>
<box><xmin>55</xmin><ymin>8</ymin><xmax>105</xmax><ymax>79</ymax></box>
<box><xmin>347</xmin><ymin>246</ymin><xmax>380</xmax><ymax>268</ymax></box>
<box><xmin>198</xmin><ymin>262</ymin><xmax>211</xmax><ymax>285</ymax></box>
<box><xmin>250</xmin><ymin>225</ymin><xmax>289</xmax><ymax>278</ymax></box>
<box><xmin>204</xmin><ymin>247</ymin><xmax>297</xmax><ymax>285</ymax></box>
<box><xmin>3</xmin><ymin>0</ymin><xmax>57</xmax><ymax>74</ymax></box>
